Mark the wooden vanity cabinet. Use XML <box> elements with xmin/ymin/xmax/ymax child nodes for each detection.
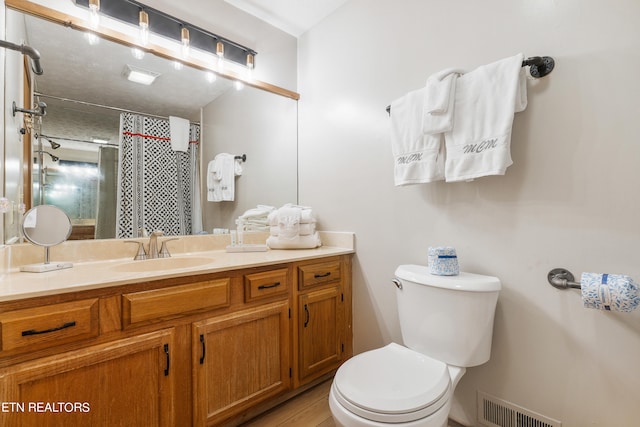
<box><xmin>192</xmin><ymin>301</ymin><xmax>290</xmax><ymax>426</ymax></box>
<box><xmin>295</xmin><ymin>258</ymin><xmax>352</xmax><ymax>387</ymax></box>
<box><xmin>0</xmin><ymin>254</ymin><xmax>352</xmax><ymax>427</ymax></box>
<box><xmin>0</xmin><ymin>328</ymin><xmax>176</xmax><ymax>427</ymax></box>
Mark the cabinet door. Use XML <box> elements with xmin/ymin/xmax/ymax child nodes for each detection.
<box><xmin>0</xmin><ymin>329</ymin><xmax>175</xmax><ymax>427</ymax></box>
<box><xmin>298</xmin><ymin>286</ymin><xmax>343</xmax><ymax>384</ymax></box>
<box><xmin>192</xmin><ymin>301</ymin><xmax>290</xmax><ymax>426</ymax></box>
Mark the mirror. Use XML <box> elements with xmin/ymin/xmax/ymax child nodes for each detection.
<box><xmin>20</xmin><ymin>204</ymin><xmax>74</xmax><ymax>272</ymax></box>
<box><xmin>4</xmin><ymin>2</ymin><xmax>299</xmax><ymax>243</ymax></box>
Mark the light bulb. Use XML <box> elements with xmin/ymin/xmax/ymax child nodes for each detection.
<box><xmin>88</xmin><ymin>0</ymin><xmax>100</xmax><ymax>29</ymax></box>
<box><xmin>139</xmin><ymin>10</ymin><xmax>149</xmax><ymax>46</ymax></box>
<box><xmin>206</xmin><ymin>72</ymin><xmax>216</xmax><ymax>83</ymax></box>
<box><xmin>181</xmin><ymin>27</ymin><xmax>190</xmax><ymax>58</ymax></box>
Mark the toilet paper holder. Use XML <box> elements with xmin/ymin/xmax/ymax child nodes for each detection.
<box><xmin>548</xmin><ymin>268</ymin><xmax>581</xmax><ymax>289</ymax></box>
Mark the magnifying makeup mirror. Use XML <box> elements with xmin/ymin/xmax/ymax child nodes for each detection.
<box><xmin>20</xmin><ymin>204</ymin><xmax>74</xmax><ymax>273</ymax></box>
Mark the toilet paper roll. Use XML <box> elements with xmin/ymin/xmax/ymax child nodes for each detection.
<box><xmin>581</xmin><ymin>272</ymin><xmax>640</xmax><ymax>312</ymax></box>
<box><xmin>428</xmin><ymin>246</ymin><xmax>459</xmax><ymax>276</ymax></box>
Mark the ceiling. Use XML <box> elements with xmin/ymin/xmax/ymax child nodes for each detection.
<box><xmin>224</xmin><ymin>0</ymin><xmax>349</xmax><ymax>37</ymax></box>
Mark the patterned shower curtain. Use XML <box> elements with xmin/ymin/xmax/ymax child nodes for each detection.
<box><xmin>116</xmin><ymin>113</ymin><xmax>201</xmax><ymax>238</ymax></box>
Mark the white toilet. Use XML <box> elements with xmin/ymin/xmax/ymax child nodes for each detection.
<box><xmin>329</xmin><ymin>265</ymin><xmax>501</xmax><ymax>427</ymax></box>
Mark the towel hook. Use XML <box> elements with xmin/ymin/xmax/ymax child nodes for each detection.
<box><xmin>234</xmin><ymin>154</ymin><xmax>246</xmax><ymax>162</ymax></box>
<box><xmin>547</xmin><ymin>268</ymin><xmax>581</xmax><ymax>290</ymax></box>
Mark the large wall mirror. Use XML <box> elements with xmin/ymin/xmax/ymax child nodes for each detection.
<box><xmin>3</xmin><ymin>0</ymin><xmax>298</xmax><ymax>243</ymax></box>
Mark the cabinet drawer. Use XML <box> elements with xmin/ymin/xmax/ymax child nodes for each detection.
<box><xmin>298</xmin><ymin>261</ymin><xmax>341</xmax><ymax>290</ymax></box>
<box><xmin>123</xmin><ymin>279</ymin><xmax>230</xmax><ymax>327</ymax></box>
<box><xmin>244</xmin><ymin>269</ymin><xmax>289</xmax><ymax>302</ymax></box>
<box><xmin>0</xmin><ymin>299</ymin><xmax>99</xmax><ymax>353</ymax></box>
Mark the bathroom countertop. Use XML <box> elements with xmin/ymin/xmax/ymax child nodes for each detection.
<box><xmin>0</xmin><ymin>232</ymin><xmax>355</xmax><ymax>303</ymax></box>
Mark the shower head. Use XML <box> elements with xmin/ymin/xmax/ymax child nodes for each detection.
<box><xmin>35</xmin><ymin>150</ymin><xmax>59</xmax><ymax>162</ymax></box>
<box><xmin>44</xmin><ymin>137</ymin><xmax>61</xmax><ymax>149</ymax></box>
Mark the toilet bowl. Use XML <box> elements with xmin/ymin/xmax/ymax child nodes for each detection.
<box><xmin>329</xmin><ymin>266</ymin><xmax>501</xmax><ymax>427</ymax></box>
<box><xmin>329</xmin><ymin>343</ymin><xmax>464</xmax><ymax>427</ymax></box>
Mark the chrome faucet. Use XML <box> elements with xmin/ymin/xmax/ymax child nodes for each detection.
<box><xmin>148</xmin><ymin>230</ymin><xmax>164</xmax><ymax>259</ymax></box>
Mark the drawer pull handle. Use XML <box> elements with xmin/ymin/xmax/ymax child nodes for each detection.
<box><xmin>199</xmin><ymin>334</ymin><xmax>206</xmax><ymax>364</ymax></box>
<box><xmin>164</xmin><ymin>344</ymin><xmax>170</xmax><ymax>376</ymax></box>
<box><xmin>314</xmin><ymin>272</ymin><xmax>331</xmax><ymax>279</ymax></box>
<box><xmin>21</xmin><ymin>321</ymin><xmax>76</xmax><ymax>336</ymax></box>
<box><xmin>258</xmin><ymin>281</ymin><xmax>281</xmax><ymax>290</ymax></box>
<box><xmin>304</xmin><ymin>304</ymin><xmax>310</xmax><ymax>327</ymax></box>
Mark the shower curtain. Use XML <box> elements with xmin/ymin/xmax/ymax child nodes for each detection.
<box><xmin>116</xmin><ymin>113</ymin><xmax>202</xmax><ymax>238</ymax></box>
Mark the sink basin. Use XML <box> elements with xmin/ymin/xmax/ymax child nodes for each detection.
<box><xmin>111</xmin><ymin>256</ymin><xmax>215</xmax><ymax>273</ymax></box>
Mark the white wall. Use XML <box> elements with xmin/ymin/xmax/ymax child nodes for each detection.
<box><xmin>298</xmin><ymin>0</ymin><xmax>640</xmax><ymax>426</ymax></box>
<box><xmin>201</xmin><ymin>86</ymin><xmax>298</xmax><ymax>231</ymax></box>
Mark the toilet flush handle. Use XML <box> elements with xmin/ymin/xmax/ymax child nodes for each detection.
<box><xmin>391</xmin><ymin>278</ymin><xmax>402</xmax><ymax>290</ymax></box>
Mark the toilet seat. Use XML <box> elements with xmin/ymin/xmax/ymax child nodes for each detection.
<box><xmin>333</xmin><ymin>343</ymin><xmax>451</xmax><ymax>423</ymax></box>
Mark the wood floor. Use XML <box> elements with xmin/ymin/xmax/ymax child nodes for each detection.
<box><xmin>241</xmin><ymin>379</ymin><xmax>335</xmax><ymax>427</ymax></box>
<box><xmin>240</xmin><ymin>379</ymin><xmax>463</xmax><ymax>427</ymax></box>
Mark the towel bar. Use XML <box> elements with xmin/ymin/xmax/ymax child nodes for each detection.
<box><xmin>234</xmin><ymin>154</ymin><xmax>247</xmax><ymax>162</ymax></box>
<box><xmin>385</xmin><ymin>55</ymin><xmax>555</xmax><ymax>115</ymax></box>
<box><xmin>548</xmin><ymin>268</ymin><xmax>581</xmax><ymax>290</ymax></box>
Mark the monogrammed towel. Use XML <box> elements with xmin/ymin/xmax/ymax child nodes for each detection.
<box><xmin>390</xmin><ymin>88</ymin><xmax>445</xmax><ymax>185</ymax></box>
<box><xmin>443</xmin><ymin>53</ymin><xmax>527</xmax><ymax>182</ymax></box>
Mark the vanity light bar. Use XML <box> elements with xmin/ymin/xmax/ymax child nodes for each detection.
<box><xmin>73</xmin><ymin>0</ymin><xmax>257</xmax><ymax>69</ymax></box>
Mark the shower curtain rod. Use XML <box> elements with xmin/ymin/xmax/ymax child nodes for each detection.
<box><xmin>34</xmin><ymin>92</ymin><xmax>200</xmax><ymax>125</ymax></box>
<box><xmin>39</xmin><ymin>134</ymin><xmax>119</xmax><ymax>147</ymax></box>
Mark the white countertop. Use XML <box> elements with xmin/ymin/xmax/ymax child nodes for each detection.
<box><xmin>0</xmin><ymin>232</ymin><xmax>355</xmax><ymax>302</ymax></box>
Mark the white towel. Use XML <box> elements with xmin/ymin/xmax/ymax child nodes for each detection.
<box><xmin>390</xmin><ymin>88</ymin><xmax>445</xmax><ymax>185</ymax></box>
<box><xmin>276</xmin><ymin>206</ymin><xmax>301</xmax><ymax>239</ymax></box>
<box><xmin>169</xmin><ymin>116</ymin><xmax>190</xmax><ymax>152</ymax></box>
<box><xmin>266</xmin><ymin>232</ymin><xmax>322</xmax><ymax>250</ymax></box>
<box><xmin>268</xmin><ymin>204</ymin><xmax>316</xmax><ymax>226</ymax></box>
<box><xmin>207</xmin><ymin>153</ymin><xmax>242</xmax><ymax>202</ymax></box>
<box><xmin>270</xmin><ymin>223</ymin><xmax>316</xmax><ymax>237</ymax></box>
<box><xmin>423</xmin><ymin>68</ymin><xmax>464</xmax><ymax>135</ymax></box>
<box><xmin>443</xmin><ymin>53</ymin><xmax>527</xmax><ymax>182</ymax></box>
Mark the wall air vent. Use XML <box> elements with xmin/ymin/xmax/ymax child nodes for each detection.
<box><xmin>478</xmin><ymin>391</ymin><xmax>562</xmax><ymax>427</ymax></box>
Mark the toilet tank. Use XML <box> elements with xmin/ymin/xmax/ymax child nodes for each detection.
<box><xmin>394</xmin><ymin>265</ymin><xmax>501</xmax><ymax>367</ymax></box>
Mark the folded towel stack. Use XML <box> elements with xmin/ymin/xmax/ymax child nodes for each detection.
<box><xmin>237</xmin><ymin>205</ymin><xmax>275</xmax><ymax>232</ymax></box>
<box><xmin>581</xmin><ymin>272</ymin><xmax>640</xmax><ymax>312</ymax></box>
<box><xmin>266</xmin><ymin>204</ymin><xmax>321</xmax><ymax>249</ymax></box>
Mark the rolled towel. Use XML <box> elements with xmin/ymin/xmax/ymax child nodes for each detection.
<box><xmin>266</xmin><ymin>232</ymin><xmax>322</xmax><ymax>250</ymax></box>
<box><xmin>581</xmin><ymin>272</ymin><xmax>640</xmax><ymax>312</ymax></box>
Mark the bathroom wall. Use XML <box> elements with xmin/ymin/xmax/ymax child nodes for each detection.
<box><xmin>201</xmin><ymin>87</ymin><xmax>298</xmax><ymax>231</ymax></box>
<box><xmin>298</xmin><ymin>0</ymin><xmax>640</xmax><ymax>426</ymax></box>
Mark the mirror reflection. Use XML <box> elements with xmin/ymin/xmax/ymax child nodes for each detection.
<box><xmin>5</xmin><ymin>6</ymin><xmax>298</xmax><ymax>243</ymax></box>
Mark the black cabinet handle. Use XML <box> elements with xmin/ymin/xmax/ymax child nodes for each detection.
<box><xmin>164</xmin><ymin>344</ymin><xmax>170</xmax><ymax>376</ymax></box>
<box><xmin>304</xmin><ymin>304</ymin><xmax>310</xmax><ymax>327</ymax></box>
<box><xmin>199</xmin><ymin>334</ymin><xmax>206</xmax><ymax>364</ymax></box>
<box><xmin>314</xmin><ymin>272</ymin><xmax>331</xmax><ymax>279</ymax></box>
<box><xmin>21</xmin><ymin>321</ymin><xmax>76</xmax><ymax>336</ymax></box>
<box><xmin>258</xmin><ymin>282</ymin><xmax>281</xmax><ymax>290</ymax></box>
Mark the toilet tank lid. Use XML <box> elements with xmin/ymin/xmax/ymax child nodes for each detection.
<box><xmin>395</xmin><ymin>265</ymin><xmax>501</xmax><ymax>292</ymax></box>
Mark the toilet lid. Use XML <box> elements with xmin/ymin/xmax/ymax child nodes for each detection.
<box><xmin>333</xmin><ymin>343</ymin><xmax>450</xmax><ymax>423</ymax></box>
